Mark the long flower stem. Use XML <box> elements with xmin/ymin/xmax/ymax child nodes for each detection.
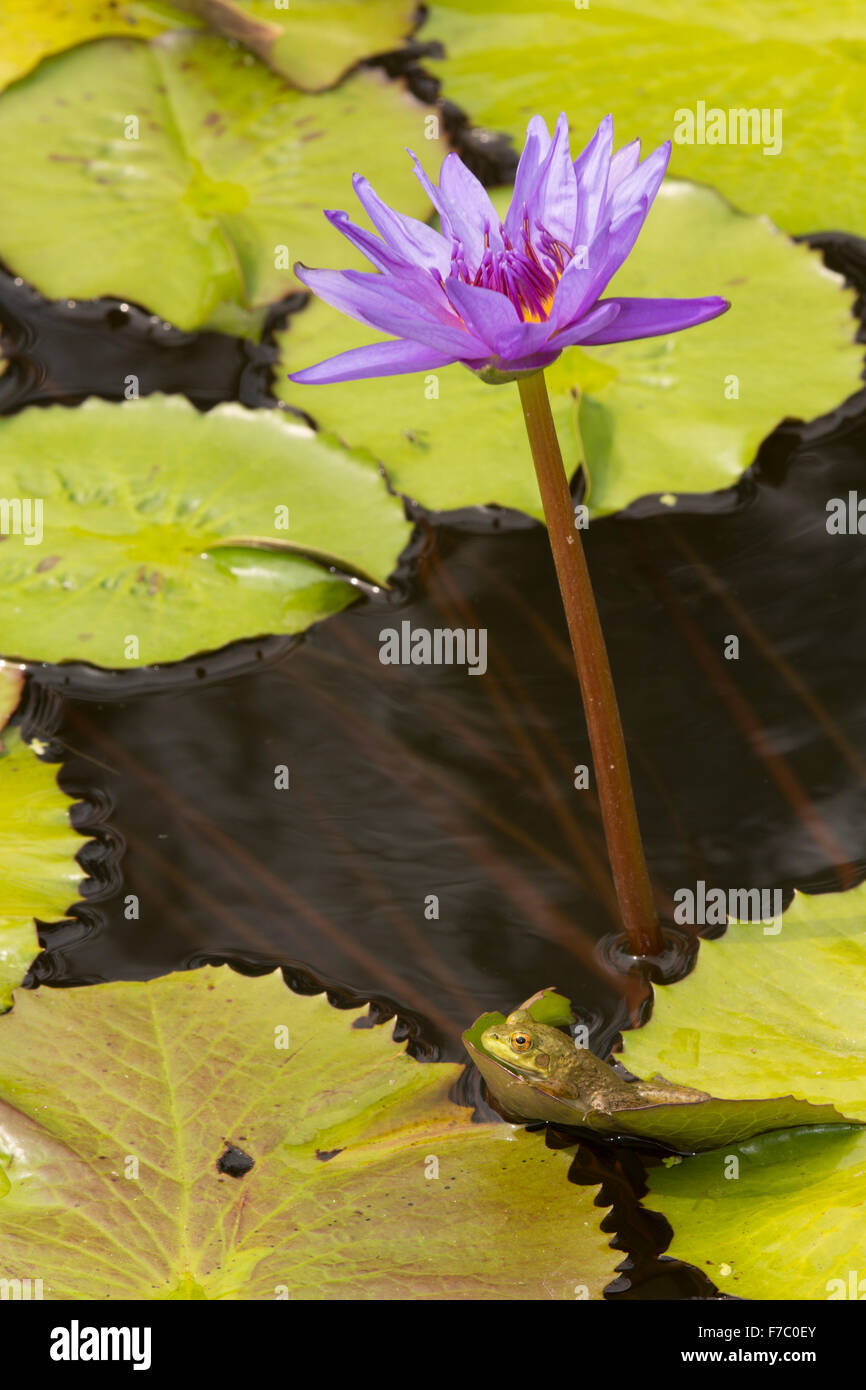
<box><xmin>517</xmin><ymin>369</ymin><xmax>662</xmax><ymax>956</ymax></box>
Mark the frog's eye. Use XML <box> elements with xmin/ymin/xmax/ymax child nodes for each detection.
<box><xmin>510</xmin><ymin>1031</ymin><xmax>533</xmax><ymax>1053</ymax></box>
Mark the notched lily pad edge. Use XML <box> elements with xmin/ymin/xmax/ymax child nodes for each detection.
<box><xmin>0</xmin><ymin>726</ymin><xmax>96</xmax><ymax>1011</ymax></box>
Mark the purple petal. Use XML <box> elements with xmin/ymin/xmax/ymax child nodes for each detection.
<box><xmin>443</xmin><ymin>279</ymin><xmax>521</xmax><ymax>352</ymax></box>
<box><xmin>504</xmin><ymin>115</ymin><xmax>552</xmax><ymax>240</ymax></box>
<box><xmin>528</xmin><ymin>112</ymin><xmax>577</xmax><ymax>246</ymax></box>
<box><xmin>289</xmin><ymin>338</ymin><xmax>459</xmax><ymax>385</ymax></box>
<box><xmin>325</xmin><ymin>210</ymin><xmax>417</xmax><ymax>275</ymax></box>
<box><xmin>476</xmin><ymin>305</ymin><xmax>623</xmax><ymax>374</ymax></box>
<box><xmin>492</xmin><ymin>318</ymin><xmax>561</xmax><ymax>361</ymax></box>
<box><xmin>600</xmin><ymin>197</ymin><xmax>653</xmax><ymax>282</ymax></box>
<box><xmin>606</xmin><ymin>138</ymin><xmax>641</xmax><ymax>197</ymax></box>
<box><xmin>296</xmin><ymin>264</ymin><xmax>386</xmax><ymax>330</ymax></box>
<box><xmin>438</xmin><ymin>152</ymin><xmax>505</xmax><ymax>266</ymax></box>
<box><xmin>297</xmin><ymin>265</ymin><xmax>438</xmax><ymax>326</ymax></box>
<box><xmin>478</xmin><ymin>346</ymin><xmax>563</xmax><ymax>377</ymax></box>
<box><xmin>549</xmin><ymin>200</ymin><xmax>649</xmax><ymax>329</ymax></box>
<box><xmin>572</xmin><ymin>114</ymin><xmax>614</xmax><ymax>247</ymax></box>
<box><xmin>296</xmin><ymin>266</ymin><xmax>488</xmax><ymax>356</ymax></box>
<box><xmin>407</xmin><ymin>148</ymin><xmax>454</xmax><ymax>240</ymax></box>
<box><xmin>550</xmin><ymin>299</ymin><xmax>622</xmax><ymax>348</ymax></box>
<box><xmin>501</xmin><ymin>349</ymin><xmax>562</xmax><ymax>373</ymax></box>
<box><xmin>605</xmin><ymin>141</ymin><xmax>670</xmax><ymax>223</ymax></box>
<box><xmin>342</xmin><ymin>266</ymin><xmax>472</xmax><ymax>329</ymax></box>
<box><xmin>578</xmin><ymin>295</ymin><xmax>729</xmax><ymax>345</ymax></box>
<box><xmin>352</xmin><ymin>173</ymin><xmax>451</xmax><ymax>274</ymax></box>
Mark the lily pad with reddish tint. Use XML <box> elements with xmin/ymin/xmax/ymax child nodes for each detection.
<box><xmin>0</xmin><ymin>967</ymin><xmax>619</xmax><ymax>1299</ymax></box>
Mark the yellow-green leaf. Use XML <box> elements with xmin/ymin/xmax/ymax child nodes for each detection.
<box><xmin>0</xmin><ymin>967</ymin><xmax>619</xmax><ymax>1299</ymax></box>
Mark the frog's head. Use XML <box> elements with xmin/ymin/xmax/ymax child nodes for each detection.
<box><xmin>481</xmin><ymin>1008</ymin><xmax>565</xmax><ymax>1078</ymax></box>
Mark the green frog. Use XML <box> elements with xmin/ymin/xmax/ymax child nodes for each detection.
<box><xmin>481</xmin><ymin>1009</ymin><xmax>707</xmax><ymax>1113</ymax></box>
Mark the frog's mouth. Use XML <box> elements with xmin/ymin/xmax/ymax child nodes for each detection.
<box><xmin>481</xmin><ymin>1027</ymin><xmax>521</xmax><ymax>1061</ymax></box>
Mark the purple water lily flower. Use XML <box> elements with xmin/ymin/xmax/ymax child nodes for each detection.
<box><xmin>288</xmin><ymin>113</ymin><xmax>728</xmax><ymax>387</ymax></box>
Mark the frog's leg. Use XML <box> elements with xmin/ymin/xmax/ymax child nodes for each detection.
<box><xmin>634</xmin><ymin>1074</ymin><xmax>708</xmax><ymax>1105</ymax></box>
<box><xmin>582</xmin><ymin>1083</ymin><xmax>617</xmax><ymax>1112</ymax></box>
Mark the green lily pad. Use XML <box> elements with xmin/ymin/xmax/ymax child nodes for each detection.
<box><xmin>0</xmin><ymin>1</ymin><xmax>418</xmax><ymax>96</ymax></box>
<box><xmin>563</xmin><ymin>184</ymin><xmax>861</xmax><ymax>514</ymax></box>
<box><xmin>0</xmin><ymin>728</ymin><xmax>86</xmax><ymax>1009</ymax></box>
<box><xmin>280</xmin><ymin>182</ymin><xmax>860</xmax><ymax>518</ymax></box>
<box><xmin>621</xmin><ymin>884</ymin><xmax>866</xmax><ymax>1124</ymax></box>
<box><xmin>173</xmin><ymin>0</ymin><xmax>419</xmax><ymax>91</ymax></box>
<box><xmin>424</xmin><ymin>0</ymin><xmax>866</xmax><ymax>236</ymax></box>
<box><xmin>518</xmin><ymin>987</ymin><xmax>575</xmax><ymax>1028</ymax></box>
<box><xmin>0</xmin><ymin>31</ymin><xmax>446</xmax><ymax>333</ymax></box>
<box><xmin>645</xmin><ymin>1124</ymin><xmax>866</xmax><ymax>1300</ymax></box>
<box><xmin>0</xmin><ymin>967</ymin><xmax>619</xmax><ymax>1298</ymax></box>
<box><xmin>0</xmin><ymin>395</ymin><xmax>411</xmax><ymax>667</ymax></box>
<box><xmin>0</xmin><ymin>664</ymin><xmax>24</xmax><ymax>729</ymax></box>
<box><xmin>0</xmin><ymin>0</ymin><xmax>171</xmax><ymax>92</ymax></box>
<box><xmin>464</xmin><ymin>990</ymin><xmax>850</xmax><ymax>1153</ymax></box>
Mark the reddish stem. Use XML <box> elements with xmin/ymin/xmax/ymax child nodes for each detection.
<box><xmin>517</xmin><ymin>369</ymin><xmax>662</xmax><ymax>956</ymax></box>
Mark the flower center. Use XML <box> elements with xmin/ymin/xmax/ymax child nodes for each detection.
<box><xmin>451</xmin><ymin>215</ymin><xmax>573</xmax><ymax>323</ymax></box>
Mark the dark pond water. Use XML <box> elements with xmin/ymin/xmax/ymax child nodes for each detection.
<box><xmin>4</xmin><ymin>226</ymin><xmax>866</xmax><ymax>1300</ymax></box>
<box><xmin>20</xmin><ymin>398</ymin><xmax>866</xmax><ymax>1047</ymax></box>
